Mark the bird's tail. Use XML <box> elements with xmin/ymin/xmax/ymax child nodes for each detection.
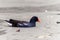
<box><xmin>4</xmin><ymin>20</ymin><xmax>10</xmax><ymax>23</ymax></box>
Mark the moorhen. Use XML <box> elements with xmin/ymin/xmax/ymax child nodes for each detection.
<box><xmin>5</xmin><ymin>16</ymin><xmax>40</xmax><ymax>27</ymax></box>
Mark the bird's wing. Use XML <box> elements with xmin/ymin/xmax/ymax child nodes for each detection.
<box><xmin>9</xmin><ymin>19</ymin><xmax>29</xmax><ymax>23</ymax></box>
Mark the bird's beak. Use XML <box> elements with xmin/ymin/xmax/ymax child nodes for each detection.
<box><xmin>38</xmin><ymin>18</ymin><xmax>40</xmax><ymax>22</ymax></box>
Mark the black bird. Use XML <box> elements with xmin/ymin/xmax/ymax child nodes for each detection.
<box><xmin>5</xmin><ymin>16</ymin><xmax>40</xmax><ymax>27</ymax></box>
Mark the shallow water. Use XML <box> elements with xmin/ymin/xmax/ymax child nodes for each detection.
<box><xmin>0</xmin><ymin>12</ymin><xmax>60</xmax><ymax>40</ymax></box>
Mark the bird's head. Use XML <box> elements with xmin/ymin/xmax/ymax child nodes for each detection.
<box><xmin>30</xmin><ymin>16</ymin><xmax>40</xmax><ymax>23</ymax></box>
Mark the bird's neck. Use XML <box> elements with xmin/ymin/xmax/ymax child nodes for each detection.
<box><xmin>30</xmin><ymin>20</ymin><xmax>36</xmax><ymax>24</ymax></box>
